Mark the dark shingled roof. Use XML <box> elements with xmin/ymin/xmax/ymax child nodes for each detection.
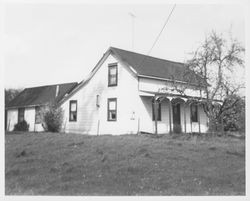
<box><xmin>6</xmin><ymin>82</ymin><xmax>78</xmax><ymax>108</ymax></box>
<box><xmin>110</xmin><ymin>47</ymin><xmax>203</xmax><ymax>85</ymax></box>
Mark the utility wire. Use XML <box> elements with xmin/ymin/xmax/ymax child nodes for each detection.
<box><xmin>137</xmin><ymin>4</ymin><xmax>176</xmax><ymax>68</ymax></box>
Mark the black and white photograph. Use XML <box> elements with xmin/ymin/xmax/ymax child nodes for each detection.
<box><xmin>2</xmin><ymin>0</ymin><xmax>247</xmax><ymax>197</ymax></box>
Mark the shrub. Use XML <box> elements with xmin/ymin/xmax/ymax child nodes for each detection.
<box><xmin>43</xmin><ymin>104</ymin><xmax>63</xmax><ymax>132</ymax></box>
<box><xmin>14</xmin><ymin>120</ymin><xmax>29</xmax><ymax>131</ymax></box>
<box><xmin>208</xmin><ymin>120</ymin><xmax>224</xmax><ymax>133</ymax></box>
<box><xmin>223</xmin><ymin>96</ymin><xmax>245</xmax><ymax>133</ymax></box>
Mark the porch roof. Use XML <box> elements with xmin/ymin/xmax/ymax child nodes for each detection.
<box><xmin>139</xmin><ymin>90</ymin><xmax>222</xmax><ymax>104</ymax></box>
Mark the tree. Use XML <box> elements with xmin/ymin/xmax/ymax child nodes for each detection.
<box><xmin>5</xmin><ymin>88</ymin><xmax>23</xmax><ymax>106</ymax></box>
<box><xmin>172</xmin><ymin>31</ymin><xmax>245</xmax><ymax>132</ymax></box>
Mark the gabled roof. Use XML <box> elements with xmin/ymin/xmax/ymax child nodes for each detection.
<box><xmin>6</xmin><ymin>82</ymin><xmax>78</xmax><ymax>108</ymax></box>
<box><xmin>58</xmin><ymin>47</ymin><xmax>206</xmax><ymax>105</ymax></box>
<box><xmin>110</xmin><ymin>47</ymin><xmax>203</xmax><ymax>85</ymax></box>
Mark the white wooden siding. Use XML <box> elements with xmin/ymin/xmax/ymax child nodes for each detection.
<box><xmin>6</xmin><ymin>107</ymin><xmax>45</xmax><ymax>132</ymax></box>
<box><xmin>24</xmin><ymin>107</ymin><xmax>35</xmax><ymax>131</ymax></box>
<box><xmin>60</xmin><ymin>53</ymin><xmax>209</xmax><ymax>135</ymax></box>
<box><xmin>139</xmin><ymin>77</ymin><xmax>203</xmax><ymax>97</ymax></box>
<box><xmin>61</xmin><ymin>53</ymin><xmax>140</xmax><ymax>135</ymax></box>
<box><xmin>7</xmin><ymin>109</ymin><xmax>18</xmax><ymax>131</ymax></box>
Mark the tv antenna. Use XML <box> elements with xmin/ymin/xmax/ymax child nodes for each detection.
<box><xmin>128</xmin><ymin>12</ymin><xmax>136</xmax><ymax>50</ymax></box>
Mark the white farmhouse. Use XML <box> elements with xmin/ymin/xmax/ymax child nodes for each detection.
<box><xmin>59</xmin><ymin>47</ymin><xmax>210</xmax><ymax>135</ymax></box>
<box><xmin>5</xmin><ymin>47</ymin><xmax>211</xmax><ymax>135</ymax></box>
<box><xmin>6</xmin><ymin>82</ymin><xmax>78</xmax><ymax>132</ymax></box>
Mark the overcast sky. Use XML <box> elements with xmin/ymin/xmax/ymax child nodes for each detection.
<box><xmin>3</xmin><ymin>3</ymin><xmax>245</xmax><ymax>89</ymax></box>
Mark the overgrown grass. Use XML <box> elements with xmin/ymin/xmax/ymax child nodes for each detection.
<box><xmin>5</xmin><ymin>132</ymin><xmax>245</xmax><ymax>195</ymax></box>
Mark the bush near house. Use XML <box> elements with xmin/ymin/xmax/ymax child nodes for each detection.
<box><xmin>42</xmin><ymin>105</ymin><xmax>63</xmax><ymax>132</ymax></box>
<box><xmin>223</xmin><ymin>95</ymin><xmax>245</xmax><ymax>133</ymax></box>
<box><xmin>13</xmin><ymin>120</ymin><xmax>29</xmax><ymax>131</ymax></box>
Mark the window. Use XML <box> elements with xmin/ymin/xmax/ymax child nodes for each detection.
<box><xmin>191</xmin><ymin>104</ymin><xmax>198</xmax><ymax>122</ymax></box>
<box><xmin>152</xmin><ymin>99</ymin><xmax>161</xmax><ymax>121</ymax></box>
<box><xmin>35</xmin><ymin>106</ymin><xmax>42</xmax><ymax>124</ymax></box>
<box><xmin>107</xmin><ymin>98</ymin><xmax>117</xmax><ymax>121</ymax></box>
<box><xmin>18</xmin><ymin>108</ymin><xmax>25</xmax><ymax>123</ymax></box>
<box><xmin>108</xmin><ymin>63</ymin><xmax>118</xmax><ymax>86</ymax></box>
<box><xmin>69</xmin><ymin>100</ymin><xmax>77</xmax><ymax>121</ymax></box>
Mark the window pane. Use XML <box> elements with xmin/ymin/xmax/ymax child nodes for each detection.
<box><xmin>109</xmin><ymin>101</ymin><xmax>116</xmax><ymax>110</ymax></box>
<box><xmin>110</xmin><ymin>67</ymin><xmax>117</xmax><ymax>75</ymax></box>
<box><xmin>71</xmin><ymin>102</ymin><xmax>77</xmax><ymax>111</ymax></box>
<box><xmin>110</xmin><ymin>77</ymin><xmax>116</xmax><ymax>85</ymax></box>
<box><xmin>108</xmin><ymin>65</ymin><xmax>117</xmax><ymax>86</ymax></box>
<box><xmin>69</xmin><ymin>101</ymin><xmax>77</xmax><ymax>121</ymax></box>
<box><xmin>109</xmin><ymin>111</ymin><xmax>116</xmax><ymax>120</ymax></box>
<box><xmin>70</xmin><ymin>113</ymin><xmax>74</xmax><ymax>120</ymax></box>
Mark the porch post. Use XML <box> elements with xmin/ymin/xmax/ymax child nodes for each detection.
<box><xmin>198</xmin><ymin>103</ymin><xmax>201</xmax><ymax>134</ymax></box>
<box><xmin>184</xmin><ymin>102</ymin><xmax>187</xmax><ymax>133</ymax></box>
<box><xmin>189</xmin><ymin>102</ymin><xmax>193</xmax><ymax>133</ymax></box>
<box><xmin>154</xmin><ymin>95</ymin><xmax>158</xmax><ymax>135</ymax></box>
<box><xmin>169</xmin><ymin>99</ymin><xmax>172</xmax><ymax>134</ymax></box>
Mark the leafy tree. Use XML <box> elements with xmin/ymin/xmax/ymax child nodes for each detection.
<box><xmin>5</xmin><ymin>88</ymin><xmax>23</xmax><ymax>105</ymax></box>
<box><xmin>172</xmin><ymin>31</ymin><xmax>245</xmax><ymax>132</ymax></box>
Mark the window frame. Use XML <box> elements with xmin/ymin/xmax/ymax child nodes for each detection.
<box><xmin>69</xmin><ymin>100</ymin><xmax>77</xmax><ymax>122</ymax></box>
<box><xmin>18</xmin><ymin>108</ymin><xmax>25</xmax><ymax>123</ymax></box>
<box><xmin>152</xmin><ymin>99</ymin><xmax>161</xmax><ymax>121</ymax></box>
<box><xmin>191</xmin><ymin>103</ymin><xmax>198</xmax><ymax>122</ymax></box>
<box><xmin>35</xmin><ymin>106</ymin><xmax>42</xmax><ymax>124</ymax></box>
<box><xmin>107</xmin><ymin>98</ymin><xmax>117</xmax><ymax>121</ymax></box>
<box><xmin>108</xmin><ymin>63</ymin><xmax>118</xmax><ymax>87</ymax></box>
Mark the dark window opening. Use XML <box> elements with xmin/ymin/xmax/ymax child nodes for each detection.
<box><xmin>108</xmin><ymin>63</ymin><xmax>118</xmax><ymax>86</ymax></box>
<box><xmin>69</xmin><ymin>100</ymin><xmax>77</xmax><ymax>122</ymax></box>
<box><xmin>107</xmin><ymin>98</ymin><xmax>117</xmax><ymax>121</ymax></box>
<box><xmin>191</xmin><ymin>104</ymin><xmax>198</xmax><ymax>122</ymax></box>
<box><xmin>18</xmin><ymin>108</ymin><xmax>25</xmax><ymax>123</ymax></box>
<box><xmin>35</xmin><ymin>106</ymin><xmax>42</xmax><ymax>124</ymax></box>
<box><xmin>152</xmin><ymin>99</ymin><xmax>161</xmax><ymax>121</ymax></box>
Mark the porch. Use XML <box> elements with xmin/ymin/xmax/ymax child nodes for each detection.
<box><xmin>139</xmin><ymin>91</ymin><xmax>209</xmax><ymax>134</ymax></box>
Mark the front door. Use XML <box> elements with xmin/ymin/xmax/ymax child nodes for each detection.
<box><xmin>172</xmin><ymin>103</ymin><xmax>181</xmax><ymax>133</ymax></box>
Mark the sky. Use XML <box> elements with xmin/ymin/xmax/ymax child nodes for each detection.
<box><xmin>3</xmin><ymin>2</ymin><xmax>245</xmax><ymax>89</ymax></box>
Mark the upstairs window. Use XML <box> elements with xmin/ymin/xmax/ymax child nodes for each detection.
<box><xmin>191</xmin><ymin>104</ymin><xmax>198</xmax><ymax>122</ymax></box>
<box><xmin>107</xmin><ymin>98</ymin><xmax>117</xmax><ymax>121</ymax></box>
<box><xmin>69</xmin><ymin>100</ymin><xmax>77</xmax><ymax>122</ymax></box>
<box><xmin>152</xmin><ymin>99</ymin><xmax>161</xmax><ymax>121</ymax></box>
<box><xmin>35</xmin><ymin>106</ymin><xmax>42</xmax><ymax>124</ymax></box>
<box><xmin>18</xmin><ymin>108</ymin><xmax>25</xmax><ymax>123</ymax></box>
<box><xmin>108</xmin><ymin>63</ymin><xmax>118</xmax><ymax>86</ymax></box>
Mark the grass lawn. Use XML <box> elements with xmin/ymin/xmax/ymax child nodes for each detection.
<box><xmin>5</xmin><ymin>132</ymin><xmax>245</xmax><ymax>195</ymax></box>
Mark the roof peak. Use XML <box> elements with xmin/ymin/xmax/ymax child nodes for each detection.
<box><xmin>109</xmin><ymin>46</ymin><xmax>184</xmax><ymax>66</ymax></box>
